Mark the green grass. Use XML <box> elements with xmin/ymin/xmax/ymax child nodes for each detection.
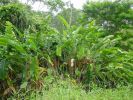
<box><xmin>9</xmin><ymin>77</ymin><xmax>133</xmax><ymax>100</ymax></box>
<box><xmin>32</xmin><ymin>85</ymin><xmax>133</xmax><ymax>100</ymax></box>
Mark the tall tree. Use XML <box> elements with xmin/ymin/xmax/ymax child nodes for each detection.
<box><xmin>82</xmin><ymin>0</ymin><xmax>133</xmax><ymax>34</ymax></box>
<box><xmin>0</xmin><ymin>0</ymin><xmax>49</xmax><ymax>33</ymax></box>
<box><xmin>52</xmin><ymin>7</ymin><xmax>81</xmax><ymax>32</ymax></box>
<box><xmin>0</xmin><ymin>0</ymin><xmax>18</xmax><ymax>5</ymax></box>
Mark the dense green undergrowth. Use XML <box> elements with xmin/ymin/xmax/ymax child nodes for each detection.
<box><xmin>0</xmin><ymin>10</ymin><xmax>133</xmax><ymax>100</ymax></box>
<box><xmin>8</xmin><ymin>76</ymin><xmax>133</xmax><ymax>100</ymax></box>
<box><xmin>0</xmin><ymin>0</ymin><xmax>133</xmax><ymax>99</ymax></box>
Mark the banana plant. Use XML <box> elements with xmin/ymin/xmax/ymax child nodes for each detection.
<box><xmin>42</xmin><ymin>17</ymin><xmax>133</xmax><ymax>87</ymax></box>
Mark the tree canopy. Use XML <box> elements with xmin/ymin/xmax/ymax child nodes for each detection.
<box><xmin>83</xmin><ymin>0</ymin><xmax>133</xmax><ymax>34</ymax></box>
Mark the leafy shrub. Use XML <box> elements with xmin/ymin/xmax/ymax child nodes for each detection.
<box><xmin>0</xmin><ymin>7</ymin><xmax>133</xmax><ymax>99</ymax></box>
<box><xmin>0</xmin><ymin>21</ymin><xmax>48</xmax><ymax>97</ymax></box>
<box><xmin>42</xmin><ymin>18</ymin><xmax>133</xmax><ymax>87</ymax></box>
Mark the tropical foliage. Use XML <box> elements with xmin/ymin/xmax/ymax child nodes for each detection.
<box><xmin>0</xmin><ymin>0</ymin><xmax>133</xmax><ymax>99</ymax></box>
